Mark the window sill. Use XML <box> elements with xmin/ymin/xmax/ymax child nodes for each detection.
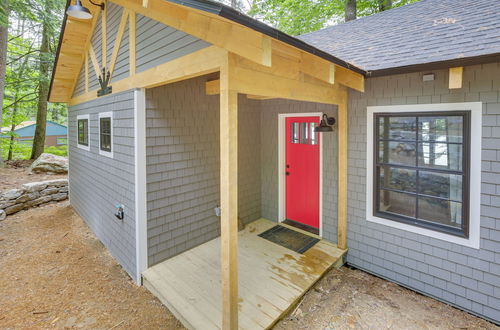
<box><xmin>77</xmin><ymin>144</ymin><xmax>90</xmax><ymax>151</ymax></box>
<box><xmin>99</xmin><ymin>149</ymin><xmax>113</xmax><ymax>158</ymax></box>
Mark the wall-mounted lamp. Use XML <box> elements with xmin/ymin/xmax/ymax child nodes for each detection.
<box><xmin>66</xmin><ymin>0</ymin><xmax>105</xmax><ymax>20</ymax></box>
<box><xmin>314</xmin><ymin>114</ymin><xmax>336</xmax><ymax>132</ymax></box>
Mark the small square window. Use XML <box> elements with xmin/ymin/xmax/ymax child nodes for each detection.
<box><xmin>77</xmin><ymin>114</ymin><xmax>90</xmax><ymax>151</ymax></box>
<box><xmin>98</xmin><ymin>112</ymin><xmax>113</xmax><ymax>158</ymax></box>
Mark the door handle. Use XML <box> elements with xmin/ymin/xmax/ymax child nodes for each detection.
<box><xmin>286</xmin><ymin>171</ymin><xmax>290</xmax><ymax>176</ymax></box>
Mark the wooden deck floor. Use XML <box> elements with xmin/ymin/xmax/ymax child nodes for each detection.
<box><xmin>142</xmin><ymin>218</ymin><xmax>347</xmax><ymax>330</ymax></box>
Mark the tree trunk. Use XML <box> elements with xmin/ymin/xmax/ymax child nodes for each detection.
<box><xmin>378</xmin><ymin>0</ymin><xmax>392</xmax><ymax>11</ymax></box>
<box><xmin>345</xmin><ymin>0</ymin><xmax>356</xmax><ymax>22</ymax></box>
<box><xmin>0</xmin><ymin>0</ymin><xmax>9</xmax><ymax>166</ymax></box>
<box><xmin>31</xmin><ymin>19</ymin><xmax>50</xmax><ymax>160</ymax></box>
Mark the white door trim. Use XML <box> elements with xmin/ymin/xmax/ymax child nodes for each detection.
<box><xmin>278</xmin><ymin>112</ymin><xmax>323</xmax><ymax>237</ymax></box>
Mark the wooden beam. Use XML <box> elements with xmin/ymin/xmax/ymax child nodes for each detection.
<box><xmin>335</xmin><ymin>65</ymin><xmax>364</xmax><ymax>92</ymax></box>
<box><xmin>205</xmin><ymin>79</ymin><xmax>219</xmax><ymax>95</ymax></box>
<box><xmin>129</xmin><ymin>10</ymin><xmax>136</xmax><ymax>76</ymax></box>
<box><xmin>109</xmin><ymin>0</ymin><xmax>270</xmax><ymax>67</ymax></box>
<box><xmin>231</xmin><ymin>61</ymin><xmax>345</xmax><ymax>105</ymax></box>
<box><xmin>102</xmin><ymin>1</ymin><xmax>107</xmax><ymax>68</ymax></box>
<box><xmin>70</xmin><ymin>46</ymin><xmax>226</xmax><ymax>105</ymax></box>
<box><xmin>449</xmin><ymin>66</ymin><xmax>463</xmax><ymax>89</ymax></box>
<box><xmin>88</xmin><ymin>45</ymin><xmax>101</xmax><ymax>79</ymax></box>
<box><xmin>219</xmin><ymin>53</ymin><xmax>238</xmax><ymax>330</ymax></box>
<box><xmin>84</xmin><ymin>53</ymin><xmax>89</xmax><ymax>93</ymax></box>
<box><xmin>337</xmin><ymin>92</ymin><xmax>348</xmax><ymax>250</ymax></box>
<box><xmin>206</xmin><ymin>80</ymin><xmax>274</xmax><ymax>100</ymax></box>
<box><xmin>300</xmin><ymin>52</ymin><xmax>335</xmax><ymax>84</ymax></box>
<box><xmin>108</xmin><ymin>9</ymin><xmax>129</xmax><ymax>78</ymax></box>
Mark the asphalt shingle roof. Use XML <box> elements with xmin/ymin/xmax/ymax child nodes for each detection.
<box><xmin>298</xmin><ymin>0</ymin><xmax>500</xmax><ymax>74</ymax></box>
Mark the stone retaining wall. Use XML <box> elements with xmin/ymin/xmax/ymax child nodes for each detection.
<box><xmin>0</xmin><ymin>179</ymin><xmax>68</xmax><ymax>220</ymax></box>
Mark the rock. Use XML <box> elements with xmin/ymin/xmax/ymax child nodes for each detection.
<box><xmin>2</xmin><ymin>189</ymin><xmax>23</xmax><ymax>200</ymax></box>
<box><xmin>29</xmin><ymin>153</ymin><xmax>68</xmax><ymax>174</ymax></box>
<box><xmin>0</xmin><ymin>201</ymin><xmax>16</xmax><ymax>209</ymax></box>
<box><xmin>45</xmin><ymin>179</ymin><xmax>68</xmax><ymax>188</ymax></box>
<box><xmin>41</xmin><ymin>188</ymin><xmax>59</xmax><ymax>196</ymax></box>
<box><xmin>58</xmin><ymin>186</ymin><xmax>69</xmax><ymax>193</ymax></box>
<box><xmin>5</xmin><ymin>203</ymin><xmax>25</xmax><ymax>215</ymax></box>
<box><xmin>28</xmin><ymin>196</ymin><xmax>53</xmax><ymax>207</ymax></box>
<box><xmin>15</xmin><ymin>194</ymin><xmax>31</xmax><ymax>203</ymax></box>
<box><xmin>52</xmin><ymin>193</ymin><xmax>68</xmax><ymax>201</ymax></box>
<box><xmin>0</xmin><ymin>210</ymin><xmax>5</xmax><ymax>221</ymax></box>
<box><xmin>22</xmin><ymin>182</ymin><xmax>48</xmax><ymax>192</ymax></box>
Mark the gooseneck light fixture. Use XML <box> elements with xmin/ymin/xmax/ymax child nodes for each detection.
<box><xmin>66</xmin><ymin>0</ymin><xmax>105</xmax><ymax>20</ymax></box>
<box><xmin>314</xmin><ymin>114</ymin><xmax>336</xmax><ymax>132</ymax></box>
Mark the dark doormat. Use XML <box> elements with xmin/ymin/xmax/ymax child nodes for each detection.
<box><xmin>258</xmin><ymin>225</ymin><xmax>320</xmax><ymax>254</ymax></box>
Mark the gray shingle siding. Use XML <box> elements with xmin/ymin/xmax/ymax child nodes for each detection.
<box><xmin>145</xmin><ymin>75</ymin><xmax>262</xmax><ymax>265</ymax></box>
<box><xmin>347</xmin><ymin>62</ymin><xmax>500</xmax><ymax>323</ymax></box>
<box><xmin>135</xmin><ymin>14</ymin><xmax>210</xmax><ymax>74</ymax></box>
<box><xmin>68</xmin><ymin>90</ymin><xmax>137</xmax><ymax>281</ymax></box>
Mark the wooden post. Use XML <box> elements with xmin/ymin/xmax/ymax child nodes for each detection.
<box><xmin>220</xmin><ymin>54</ymin><xmax>238</xmax><ymax>330</ymax></box>
<box><xmin>337</xmin><ymin>94</ymin><xmax>348</xmax><ymax>250</ymax></box>
<box><xmin>102</xmin><ymin>1</ymin><xmax>107</xmax><ymax>68</ymax></box>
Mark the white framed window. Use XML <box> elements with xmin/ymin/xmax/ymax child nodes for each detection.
<box><xmin>77</xmin><ymin>114</ymin><xmax>90</xmax><ymax>151</ymax></box>
<box><xmin>98</xmin><ymin>111</ymin><xmax>113</xmax><ymax>158</ymax></box>
<box><xmin>366</xmin><ymin>102</ymin><xmax>482</xmax><ymax>249</ymax></box>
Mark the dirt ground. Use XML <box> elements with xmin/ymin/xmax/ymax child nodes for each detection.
<box><xmin>275</xmin><ymin>268</ymin><xmax>499</xmax><ymax>330</ymax></box>
<box><xmin>0</xmin><ymin>201</ymin><xmax>184</xmax><ymax>329</ymax></box>
<box><xmin>0</xmin><ymin>202</ymin><xmax>498</xmax><ymax>329</ymax></box>
<box><xmin>0</xmin><ymin>160</ymin><xmax>67</xmax><ymax>192</ymax></box>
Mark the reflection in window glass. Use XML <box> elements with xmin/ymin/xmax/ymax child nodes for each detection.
<box><xmin>310</xmin><ymin>122</ymin><xmax>318</xmax><ymax>145</ymax></box>
<box><xmin>374</xmin><ymin>112</ymin><xmax>469</xmax><ymax>237</ymax></box>
<box><xmin>300</xmin><ymin>122</ymin><xmax>308</xmax><ymax>144</ymax></box>
<box><xmin>291</xmin><ymin>122</ymin><xmax>299</xmax><ymax>144</ymax></box>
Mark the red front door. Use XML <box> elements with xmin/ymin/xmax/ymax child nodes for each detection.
<box><xmin>285</xmin><ymin>116</ymin><xmax>320</xmax><ymax>229</ymax></box>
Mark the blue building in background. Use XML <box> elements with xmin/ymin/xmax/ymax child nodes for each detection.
<box><xmin>1</xmin><ymin>121</ymin><xmax>67</xmax><ymax>146</ymax></box>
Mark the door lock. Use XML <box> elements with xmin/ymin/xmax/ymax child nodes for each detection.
<box><xmin>286</xmin><ymin>171</ymin><xmax>290</xmax><ymax>176</ymax></box>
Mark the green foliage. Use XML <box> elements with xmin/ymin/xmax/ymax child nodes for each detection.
<box><xmin>1</xmin><ymin>0</ymin><xmax>67</xmax><ymax>160</ymax></box>
<box><xmin>248</xmin><ymin>0</ymin><xmax>420</xmax><ymax>35</ymax></box>
<box><xmin>1</xmin><ymin>137</ymin><xmax>67</xmax><ymax>159</ymax></box>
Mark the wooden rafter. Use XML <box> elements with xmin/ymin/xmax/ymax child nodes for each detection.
<box><xmin>108</xmin><ymin>0</ymin><xmax>272</xmax><ymax>67</ymax></box>
<box><xmin>102</xmin><ymin>2</ymin><xmax>107</xmax><ymax>68</ymax></box>
<box><xmin>88</xmin><ymin>45</ymin><xmax>101</xmax><ymax>79</ymax></box>
<box><xmin>108</xmin><ymin>8</ymin><xmax>129</xmax><ymax>78</ymax></box>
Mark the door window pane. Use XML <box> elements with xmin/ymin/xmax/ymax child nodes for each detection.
<box><xmin>378</xmin><ymin>141</ymin><xmax>417</xmax><ymax>166</ymax></box>
<box><xmin>291</xmin><ymin>122</ymin><xmax>299</xmax><ymax>144</ymax></box>
<box><xmin>310</xmin><ymin>122</ymin><xmax>318</xmax><ymax>145</ymax></box>
<box><xmin>300</xmin><ymin>122</ymin><xmax>308</xmax><ymax>144</ymax></box>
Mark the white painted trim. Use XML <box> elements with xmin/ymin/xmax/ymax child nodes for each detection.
<box><xmin>366</xmin><ymin>102</ymin><xmax>482</xmax><ymax>249</ymax></box>
<box><xmin>98</xmin><ymin>111</ymin><xmax>114</xmax><ymax>158</ymax></box>
<box><xmin>278</xmin><ymin>112</ymin><xmax>323</xmax><ymax>237</ymax></box>
<box><xmin>76</xmin><ymin>114</ymin><xmax>90</xmax><ymax>151</ymax></box>
<box><xmin>134</xmin><ymin>88</ymin><xmax>148</xmax><ymax>285</ymax></box>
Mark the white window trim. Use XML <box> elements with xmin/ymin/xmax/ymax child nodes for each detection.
<box><xmin>278</xmin><ymin>112</ymin><xmax>323</xmax><ymax>238</ymax></box>
<box><xmin>98</xmin><ymin>111</ymin><xmax>113</xmax><ymax>158</ymax></box>
<box><xmin>76</xmin><ymin>114</ymin><xmax>90</xmax><ymax>151</ymax></box>
<box><xmin>366</xmin><ymin>102</ymin><xmax>482</xmax><ymax>249</ymax></box>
